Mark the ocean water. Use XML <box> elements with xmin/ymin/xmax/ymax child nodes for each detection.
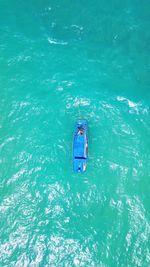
<box><xmin>0</xmin><ymin>1</ymin><xmax>150</xmax><ymax>266</ymax></box>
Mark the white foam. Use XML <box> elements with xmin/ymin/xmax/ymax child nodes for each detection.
<box><xmin>71</xmin><ymin>24</ymin><xmax>83</xmax><ymax>31</ymax></box>
<box><xmin>0</xmin><ymin>137</ymin><xmax>15</xmax><ymax>149</ymax></box>
<box><xmin>48</xmin><ymin>38</ymin><xmax>68</xmax><ymax>45</ymax></box>
<box><xmin>73</xmin><ymin>97</ymin><xmax>91</xmax><ymax>107</ymax></box>
<box><xmin>116</xmin><ymin>96</ymin><xmax>139</xmax><ymax>108</ymax></box>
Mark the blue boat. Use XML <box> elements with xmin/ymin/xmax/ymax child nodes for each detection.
<box><xmin>73</xmin><ymin>120</ymin><xmax>88</xmax><ymax>172</ymax></box>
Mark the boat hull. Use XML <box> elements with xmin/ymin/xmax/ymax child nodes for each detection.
<box><xmin>73</xmin><ymin>120</ymin><xmax>88</xmax><ymax>172</ymax></box>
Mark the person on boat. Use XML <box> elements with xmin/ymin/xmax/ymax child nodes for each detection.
<box><xmin>78</xmin><ymin>127</ymin><xmax>84</xmax><ymax>135</ymax></box>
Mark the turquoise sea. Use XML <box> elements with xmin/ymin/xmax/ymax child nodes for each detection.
<box><xmin>0</xmin><ymin>1</ymin><xmax>150</xmax><ymax>266</ymax></box>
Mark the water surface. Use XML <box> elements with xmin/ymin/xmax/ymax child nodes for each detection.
<box><xmin>0</xmin><ymin>1</ymin><xmax>150</xmax><ymax>266</ymax></box>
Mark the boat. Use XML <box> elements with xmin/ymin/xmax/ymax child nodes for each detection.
<box><xmin>73</xmin><ymin>119</ymin><xmax>88</xmax><ymax>172</ymax></box>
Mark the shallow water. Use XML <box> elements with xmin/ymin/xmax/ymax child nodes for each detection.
<box><xmin>0</xmin><ymin>1</ymin><xmax>150</xmax><ymax>266</ymax></box>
